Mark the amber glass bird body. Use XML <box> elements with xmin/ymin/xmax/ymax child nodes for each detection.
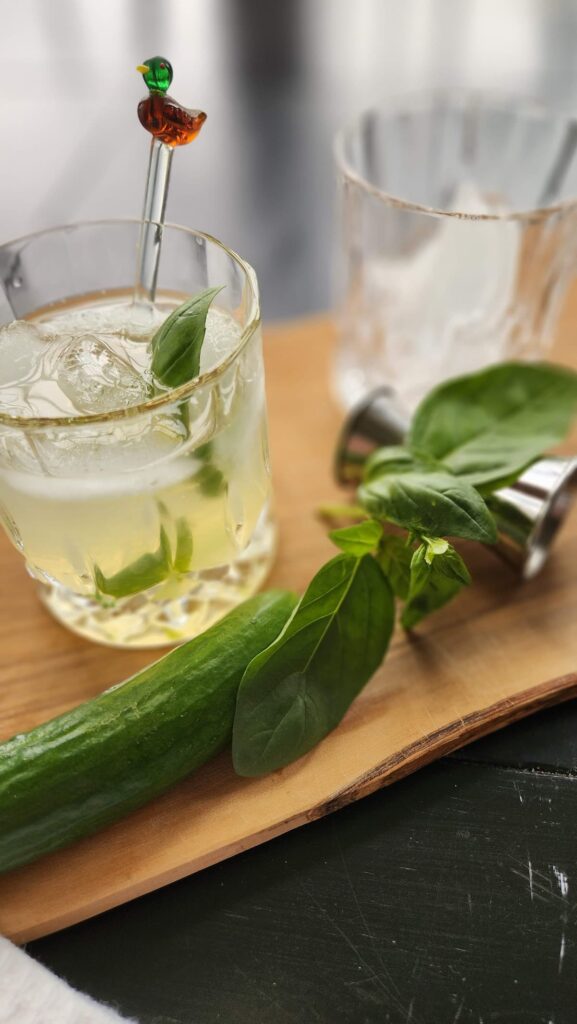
<box><xmin>138</xmin><ymin>93</ymin><xmax>207</xmax><ymax>147</ymax></box>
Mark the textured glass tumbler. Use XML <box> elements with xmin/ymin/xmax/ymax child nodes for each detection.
<box><xmin>334</xmin><ymin>94</ymin><xmax>577</xmax><ymax>412</ymax></box>
<box><xmin>0</xmin><ymin>221</ymin><xmax>276</xmax><ymax>648</ymax></box>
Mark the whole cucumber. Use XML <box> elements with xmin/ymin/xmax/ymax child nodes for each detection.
<box><xmin>0</xmin><ymin>589</ymin><xmax>296</xmax><ymax>874</ymax></box>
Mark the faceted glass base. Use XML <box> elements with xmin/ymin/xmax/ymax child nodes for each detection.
<box><xmin>37</xmin><ymin>507</ymin><xmax>277</xmax><ymax>649</ymax></box>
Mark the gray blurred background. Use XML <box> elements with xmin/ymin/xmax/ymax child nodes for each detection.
<box><xmin>3</xmin><ymin>0</ymin><xmax>577</xmax><ymax>319</ymax></box>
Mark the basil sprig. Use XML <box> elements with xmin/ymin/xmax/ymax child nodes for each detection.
<box><xmin>232</xmin><ymin>360</ymin><xmax>577</xmax><ymax>778</ymax></box>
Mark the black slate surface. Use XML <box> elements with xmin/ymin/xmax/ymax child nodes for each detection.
<box><xmin>30</xmin><ymin>761</ymin><xmax>577</xmax><ymax>1024</ymax></box>
<box><xmin>452</xmin><ymin>702</ymin><xmax>577</xmax><ymax>774</ymax></box>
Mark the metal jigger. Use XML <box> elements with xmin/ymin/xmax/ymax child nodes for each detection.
<box><xmin>334</xmin><ymin>386</ymin><xmax>577</xmax><ymax>580</ymax></box>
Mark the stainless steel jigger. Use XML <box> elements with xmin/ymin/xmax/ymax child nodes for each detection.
<box><xmin>334</xmin><ymin>386</ymin><xmax>577</xmax><ymax>580</ymax></box>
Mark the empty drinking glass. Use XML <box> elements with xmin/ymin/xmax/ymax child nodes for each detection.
<box><xmin>334</xmin><ymin>93</ymin><xmax>577</xmax><ymax>411</ymax></box>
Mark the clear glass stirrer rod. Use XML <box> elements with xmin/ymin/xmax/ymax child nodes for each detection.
<box><xmin>133</xmin><ymin>138</ymin><xmax>174</xmax><ymax>305</ymax></box>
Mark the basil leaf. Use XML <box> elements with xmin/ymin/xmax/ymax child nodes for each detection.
<box><xmin>232</xmin><ymin>553</ymin><xmax>394</xmax><ymax>776</ymax></box>
<box><xmin>409</xmin><ymin>362</ymin><xmax>577</xmax><ymax>489</ymax></box>
<box><xmin>474</xmin><ymin>466</ymin><xmax>535</xmax><ymax>498</ymax></box>
<box><xmin>173</xmin><ymin>518</ymin><xmax>193</xmax><ymax>573</ymax></box>
<box><xmin>95</xmin><ymin>526</ymin><xmax>172</xmax><ymax>599</ymax></box>
<box><xmin>376</xmin><ymin>533</ymin><xmax>414</xmax><ymax>600</ymax></box>
<box><xmin>359</xmin><ymin>470</ymin><xmax>497</xmax><ymax>544</ymax></box>
<box><xmin>422</xmin><ymin>535</ymin><xmax>449</xmax><ymax>564</ymax></box>
<box><xmin>363</xmin><ymin>445</ymin><xmax>439</xmax><ymax>483</ymax></box>
<box><xmin>194</xmin><ymin>463</ymin><xmax>226</xmax><ymax>497</ymax></box>
<box><xmin>401</xmin><ymin>543</ymin><xmax>471</xmax><ymax>629</ymax></box>
<box><xmin>329</xmin><ymin>519</ymin><xmax>382</xmax><ymax>556</ymax></box>
<box><xmin>364</xmin><ymin>446</ymin><xmax>418</xmax><ymax>480</ymax></box>
<box><xmin>188</xmin><ymin>440</ymin><xmax>227</xmax><ymax>499</ymax></box>
<box><xmin>151</xmin><ymin>286</ymin><xmax>223</xmax><ymax>388</ymax></box>
<box><xmin>195</xmin><ymin>442</ymin><xmax>213</xmax><ymax>461</ymax></box>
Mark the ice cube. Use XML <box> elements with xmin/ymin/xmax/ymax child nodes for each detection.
<box><xmin>56</xmin><ymin>335</ymin><xmax>149</xmax><ymax>414</ymax></box>
<box><xmin>42</xmin><ymin>302</ymin><xmax>166</xmax><ymax>344</ymax></box>
<box><xmin>199</xmin><ymin>308</ymin><xmax>242</xmax><ymax>374</ymax></box>
<box><xmin>109</xmin><ymin>302</ymin><xmax>167</xmax><ymax>341</ymax></box>
<box><xmin>0</xmin><ymin>320</ymin><xmax>46</xmax><ymax>386</ymax></box>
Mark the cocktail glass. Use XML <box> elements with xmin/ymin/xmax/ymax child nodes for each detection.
<box><xmin>334</xmin><ymin>93</ymin><xmax>577</xmax><ymax>412</ymax></box>
<box><xmin>0</xmin><ymin>220</ymin><xmax>276</xmax><ymax>648</ymax></box>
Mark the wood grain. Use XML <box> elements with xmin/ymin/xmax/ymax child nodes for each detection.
<box><xmin>1</xmin><ymin>300</ymin><xmax>577</xmax><ymax>943</ymax></box>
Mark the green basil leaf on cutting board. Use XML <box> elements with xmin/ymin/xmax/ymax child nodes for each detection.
<box><xmin>329</xmin><ymin>519</ymin><xmax>383</xmax><ymax>556</ymax></box>
<box><xmin>359</xmin><ymin>470</ymin><xmax>498</xmax><ymax>544</ymax></box>
<box><xmin>376</xmin><ymin>533</ymin><xmax>415</xmax><ymax>600</ymax></box>
<box><xmin>422</xmin><ymin>535</ymin><xmax>449</xmax><ymax>564</ymax></box>
<box><xmin>401</xmin><ymin>542</ymin><xmax>471</xmax><ymax>630</ymax></box>
<box><xmin>408</xmin><ymin>362</ymin><xmax>577</xmax><ymax>491</ymax></box>
<box><xmin>363</xmin><ymin>445</ymin><xmax>439</xmax><ymax>483</ymax></box>
<box><xmin>232</xmin><ymin>553</ymin><xmax>394</xmax><ymax>776</ymax></box>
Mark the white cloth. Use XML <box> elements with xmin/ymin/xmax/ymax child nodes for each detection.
<box><xmin>0</xmin><ymin>936</ymin><xmax>136</xmax><ymax>1023</ymax></box>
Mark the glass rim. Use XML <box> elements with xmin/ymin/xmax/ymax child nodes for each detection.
<box><xmin>334</xmin><ymin>89</ymin><xmax>577</xmax><ymax>222</ymax></box>
<box><xmin>0</xmin><ymin>219</ymin><xmax>261</xmax><ymax>431</ymax></box>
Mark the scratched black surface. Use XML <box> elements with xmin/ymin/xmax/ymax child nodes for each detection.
<box><xmin>30</xmin><ymin>764</ymin><xmax>577</xmax><ymax>1024</ymax></box>
<box><xmin>16</xmin><ymin>0</ymin><xmax>577</xmax><ymax>1019</ymax></box>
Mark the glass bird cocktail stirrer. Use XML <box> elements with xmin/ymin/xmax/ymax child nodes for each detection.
<box><xmin>134</xmin><ymin>57</ymin><xmax>207</xmax><ymax>305</ymax></box>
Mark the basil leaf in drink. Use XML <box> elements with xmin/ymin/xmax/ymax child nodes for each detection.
<box><xmin>195</xmin><ymin>441</ymin><xmax>213</xmax><ymax>461</ymax></box>
<box><xmin>359</xmin><ymin>470</ymin><xmax>497</xmax><ymax>544</ymax></box>
<box><xmin>151</xmin><ymin>286</ymin><xmax>223</xmax><ymax>388</ymax></box>
<box><xmin>408</xmin><ymin>362</ymin><xmax>577</xmax><ymax>490</ymax></box>
<box><xmin>329</xmin><ymin>519</ymin><xmax>382</xmax><ymax>556</ymax></box>
<box><xmin>187</xmin><ymin>441</ymin><xmax>226</xmax><ymax>497</ymax></box>
<box><xmin>377</xmin><ymin>533</ymin><xmax>414</xmax><ymax>600</ymax></box>
<box><xmin>194</xmin><ymin>463</ymin><xmax>225</xmax><ymax>497</ymax></box>
<box><xmin>232</xmin><ymin>553</ymin><xmax>394</xmax><ymax>777</ymax></box>
<box><xmin>173</xmin><ymin>517</ymin><xmax>194</xmax><ymax>573</ymax></box>
<box><xmin>401</xmin><ymin>542</ymin><xmax>471</xmax><ymax>629</ymax></box>
<box><xmin>95</xmin><ymin>526</ymin><xmax>172</xmax><ymax>599</ymax></box>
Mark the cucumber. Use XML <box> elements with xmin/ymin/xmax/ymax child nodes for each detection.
<box><xmin>0</xmin><ymin>589</ymin><xmax>296</xmax><ymax>874</ymax></box>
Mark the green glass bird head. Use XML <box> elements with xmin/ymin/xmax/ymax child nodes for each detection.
<box><xmin>136</xmin><ymin>56</ymin><xmax>173</xmax><ymax>94</ymax></box>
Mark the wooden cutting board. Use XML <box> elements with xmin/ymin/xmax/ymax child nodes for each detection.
<box><xmin>1</xmin><ymin>306</ymin><xmax>577</xmax><ymax>944</ymax></box>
